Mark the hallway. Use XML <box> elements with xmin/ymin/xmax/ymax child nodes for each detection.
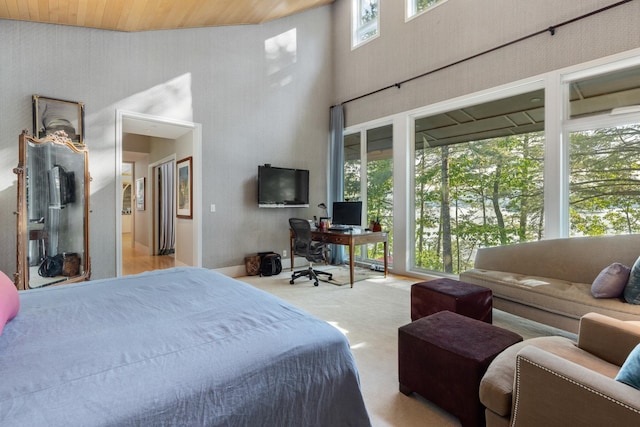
<box><xmin>122</xmin><ymin>233</ymin><xmax>183</xmax><ymax>275</ymax></box>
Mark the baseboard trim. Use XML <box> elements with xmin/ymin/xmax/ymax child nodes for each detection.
<box><xmin>214</xmin><ymin>257</ymin><xmax>309</xmax><ymax>278</ymax></box>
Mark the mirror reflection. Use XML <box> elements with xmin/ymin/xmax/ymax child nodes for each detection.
<box><xmin>15</xmin><ymin>131</ymin><xmax>90</xmax><ymax>289</ymax></box>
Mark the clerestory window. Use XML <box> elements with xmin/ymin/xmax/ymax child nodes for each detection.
<box><xmin>352</xmin><ymin>0</ymin><xmax>379</xmax><ymax>49</ymax></box>
<box><xmin>407</xmin><ymin>0</ymin><xmax>447</xmax><ymax>20</ymax></box>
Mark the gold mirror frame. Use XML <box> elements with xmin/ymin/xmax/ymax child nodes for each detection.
<box><xmin>14</xmin><ymin>130</ymin><xmax>91</xmax><ymax>290</ymax></box>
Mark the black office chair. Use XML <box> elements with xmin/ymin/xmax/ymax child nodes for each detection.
<box><xmin>289</xmin><ymin>218</ymin><xmax>333</xmax><ymax>286</ymax></box>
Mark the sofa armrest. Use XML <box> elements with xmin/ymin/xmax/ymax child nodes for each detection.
<box><xmin>578</xmin><ymin>312</ymin><xmax>640</xmax><ymax>366</ymax></box>
<box><xmin>511</xmin><ymin>346</ymin><xmax>640</xmax><ymax>427</ymax></box>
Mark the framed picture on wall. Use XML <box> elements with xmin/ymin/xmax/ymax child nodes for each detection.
<box><xmin>33</xmin><ymin>95</ymin><xmax>85</xmax><ymax>145</ymax></box>
<box><xmin>177</xmin><ymin>156</ymin><xmax>193</xmax><ymax>219</ymax></box>
<box><xmin>136</xmin><ymin>177</ymin><xmax>145</xmax><ymax>211</ymax></box>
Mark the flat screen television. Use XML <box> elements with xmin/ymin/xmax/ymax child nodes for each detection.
<box><xmin>258</xmin><ymin>165</ymin><xmax>309</xmax><ymax>208</ymax></box>
<box><xmin>332</xmin><ymin>201</ymin><xmax>363</xmax><ymax>226</ymax></box>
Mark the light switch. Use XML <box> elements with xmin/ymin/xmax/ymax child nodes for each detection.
<box><xmin>210</xmin><ymin>204</ymin><xmax>216</xmax><ymax>212</ymax></box>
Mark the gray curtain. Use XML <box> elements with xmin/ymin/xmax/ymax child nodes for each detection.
<box><xmin>158</xmin><ymin>160</ymin><xmax>175</xmax><ymax>255</ymax></box>
<box><xmin>328</xmin><ymin>105</ymin><xmax>346</xmax><ymax>264</ymax></box>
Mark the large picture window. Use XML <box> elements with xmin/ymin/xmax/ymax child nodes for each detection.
<box><xmin>413</xmin><ymin>90</ymin><xmax>545</xmax><ymax>274</ymax></box>
<box><xmin>569</xmin><ymin>125</ymin><xmax>640</xmax><ymax>235</ymax></box>
<box><xmin>566</xmin><ymin>65</ymin><xmax>640</xmax><ymax>236</ymax></box>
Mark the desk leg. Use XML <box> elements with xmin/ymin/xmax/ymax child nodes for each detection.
<box><xmin>290</xmin><ymin>237</ymin><xmax>294</xmax><ymax>271</ymax></box>
<box><xmin>349</xmin><ymin>240</ymin><xmax>355</xmax><ymax>288</ymax></box>
<box><xmin>383</xmin><ymin>240</ymin><xmax>388</xmax><ymax>277</ymax></box>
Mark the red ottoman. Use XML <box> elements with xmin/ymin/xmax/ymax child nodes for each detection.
<box><xmin>398</xmin><ymin>311</ymin><xmax>522</xmax><ymax>427</ymax></box>
<box><xmin>411</xmin><ymin>278</ymin><xmax>492</xmax><ymax>323</ymax></box>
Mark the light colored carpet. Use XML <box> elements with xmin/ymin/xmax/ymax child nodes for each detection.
<box><xmin>317</xmin><ymin>264</ymin><xmax>385</xmax><ymax>286</ymax></box>
<box><xmin>239</xmin><ymin>269</ymin><xmax>576</xmax><ymax>427</ymax></box>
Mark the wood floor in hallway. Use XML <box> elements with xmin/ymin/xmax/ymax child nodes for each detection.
<box><xmin>122</xmin><ymin>233</ymin><xmax>182</xmax><ymax>275</ymax></box>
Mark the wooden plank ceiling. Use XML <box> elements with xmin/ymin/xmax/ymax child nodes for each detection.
<box><xmin>0</xmin><ymin>0</ymin><xmax>334</xmax><ymax>32</ymax></box>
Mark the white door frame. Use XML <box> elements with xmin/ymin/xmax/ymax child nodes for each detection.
<box><xmin>115</xmin><ymin>110</ymin><xmax>203</xmax><ymax>276</ymax></box>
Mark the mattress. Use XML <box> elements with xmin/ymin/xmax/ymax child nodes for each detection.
<box><xmin>0</xmin><ymin>267</ymin><xmax>371</xmax><ymax>426</ymax></box>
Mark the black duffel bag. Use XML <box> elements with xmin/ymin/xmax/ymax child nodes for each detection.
<box><xmin>259</xmin><ymin>252</ymin><xmax>282</xmax><ymax>276</ymax></box>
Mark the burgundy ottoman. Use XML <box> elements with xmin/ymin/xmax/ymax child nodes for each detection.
<box><xmin>398</xmin><ymin>311</ymin><xmax>522</xmax><ymax>427</ymax></box>
<box><xmin>411</xmin><ymin>278</ymin><xmax>492</xmax><ymax>323</ymax></box>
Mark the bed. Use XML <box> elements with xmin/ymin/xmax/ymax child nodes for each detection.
<box><xmin>0</xmin><ymin>267</ymin><xmax>371</xmax><ymax>426</ymax></box>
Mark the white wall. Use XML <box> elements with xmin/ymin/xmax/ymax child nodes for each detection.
<box><xmin>0</xmin><ymin>6</ymin><xmax>333</xmax><ymax>279</ymax></box>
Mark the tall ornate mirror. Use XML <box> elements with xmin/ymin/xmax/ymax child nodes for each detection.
<box><xmin>14</xmin><ymin>130</ymin><xmax>90</xmax><ymax>290</ymax></box>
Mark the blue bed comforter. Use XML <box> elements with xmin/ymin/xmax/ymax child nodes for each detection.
<box><xmin>0</xmin><ymin>267</ymin><xmax>371</xmax><ymax>426</ymax></box>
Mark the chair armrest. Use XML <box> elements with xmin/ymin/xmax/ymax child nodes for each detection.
<box><xmin>511</xmin><ymin>346</ymin><xmax>640</xmax><ymax>427</ymax></box>
<box><xmin>578</xmin><ymin>312</ymin><xmax>640</xmax><ymax>366</ymax></box>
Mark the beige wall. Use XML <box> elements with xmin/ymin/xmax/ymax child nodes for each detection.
<box><xmin>332</xmin><ymin>0</ymin><xmax>640</xmax><ymax>126</ymax></box>
<box><xmin>174</xmin><ymin>132</ymin><xmax>194</xmax><ymax>267</ymax></box>
<box><xmin>133</xmin><ymin>157</ymin><xmax>150</xmax><ymax>248</ymax></box>
<box><xmin>124</xmin><ymin>134</ymin><xmax>152</xmax><ymax>249</ymax></box>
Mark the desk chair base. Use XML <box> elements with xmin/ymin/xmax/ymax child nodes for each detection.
<box><xmin>290</xmin><ymin>265</ymin><xmax>333</xmax><ymax>286</ymax></box>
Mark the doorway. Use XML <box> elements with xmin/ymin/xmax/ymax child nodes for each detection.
<box><xmin>115</xmin><ymin>110</ymin><xmax>202</xmax><ymax>277</ymax></box>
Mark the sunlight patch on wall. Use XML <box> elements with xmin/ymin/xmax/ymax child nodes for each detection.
<box><xmin>265</xmin><ymin>28</ymin><xmax>297</xmax><ymax>88</ymax></box>
<box><xmin>87</xmin><ymin>73</ymin><xmax>194</xmax><ymax>195</ymax></box>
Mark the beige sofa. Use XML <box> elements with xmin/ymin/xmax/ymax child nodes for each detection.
<box><xmin>479</xmin><ymin>313</ymin><xmax>640</xmax><ymax>427</ymax></box>
<box><xmin>460</xmin><ymin>234</ymin><xmax>640</xmax><ymax>333</ymax></box>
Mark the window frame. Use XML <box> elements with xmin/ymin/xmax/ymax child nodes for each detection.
<box><xmin>406</xmin><ymin>0</ymin><xmax>449</xmax><ymax>22</ymax></box>
<box><xmin>352</xmin><ymin>0</ymin><xmax>380</xmax><ymax>49</ymax></box>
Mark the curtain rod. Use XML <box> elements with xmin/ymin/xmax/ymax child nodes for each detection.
<box><xmin>338</xmin><ymin>0</ymin><xmax>634</xmax><ymax>107</ymax></box>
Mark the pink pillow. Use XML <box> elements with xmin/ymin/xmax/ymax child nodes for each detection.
<box><xmin>591</xmin><ymin>263</ymin><xmax>631</xmax><ymax>299</ymax></box>
<box><xmin>0</xmin><ymin>271</ymin><xmax>19</xmax><ymax>335</ymax></box>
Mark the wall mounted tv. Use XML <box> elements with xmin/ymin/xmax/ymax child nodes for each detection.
<box><xmin>258</xmin><ymin>165</ymin><xmax>309</xmax><ymax>208</ymax></box>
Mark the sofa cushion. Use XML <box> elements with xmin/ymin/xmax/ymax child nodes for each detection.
<box><xmin>461</xmin><ymin>269</ymin><xmax>640</xmax><ymax>322</ymax></box>
<box><xmin>591</xmin><ymin>263</ymin><xmax>630</xmax><ymax>299</ymax></box>
<box><xmin>615</xmin><ymin>343</ymin><xmax>640</xmax><ymax>390</ymax></box>
<box><xmin>479</xmin><ymin>335</ymin><xmax>620</xmax><ymax>417</ymax></box>
<box><xmin>624</xmin><ymin>256</ymin><xmax>640</xmax><ymax>305</ymax></box>
<box><xmin>480</xmin><ymin>336</ymin><xmax>573</xmax><ymax>416</ymax></box>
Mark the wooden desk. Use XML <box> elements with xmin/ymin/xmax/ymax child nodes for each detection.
<box><xmin>290</xmin><ymin>229</ymin><xmax>388</xmax><ymax>287</ymax></box>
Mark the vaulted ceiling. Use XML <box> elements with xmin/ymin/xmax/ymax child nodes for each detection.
<box><xmin>0</xmin><ymin>0</ymin><xmax>334</xmax><ymax>32</ymax></box>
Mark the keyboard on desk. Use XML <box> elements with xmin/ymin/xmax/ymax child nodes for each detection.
<box><xmin>328</xmin><ymin>225</ymin><xmax>353</xmax><ymax>232</ymax></box>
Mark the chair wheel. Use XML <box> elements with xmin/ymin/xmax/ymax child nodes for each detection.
<box><xmin>314</xmin><ymin>281</ymin><xmax>319</xmax><ymax>286</ymax></box>
<box><xmin>290</xmin><ymin>280</ymin><xmax>295</xmax><ymax>285</ymax></box>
